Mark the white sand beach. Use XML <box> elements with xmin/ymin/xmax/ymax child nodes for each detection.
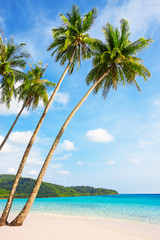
<box><xmin>0</xmin><ymin>214</ymin><xmax>160</xmax><ymax>240</ymax></box>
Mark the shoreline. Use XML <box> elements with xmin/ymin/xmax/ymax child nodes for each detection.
<box><xmin>0</xmin><ymin>193</ymin><xmax>119</xmax><ymax>200</ymax></box>
<box><xmin>1</xmin><ymin>214</ymin><xmax>160</xmax><ymax>240</ymax></box>
<box><xmin>1</xmin><ymin>209</ymin><xmax>160</xmax><ymax>225</ymax></box>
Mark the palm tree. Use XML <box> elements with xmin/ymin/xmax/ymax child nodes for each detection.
<box><xmin>0</xmin><ymin>5</ymin><xmax>97</xmax><ymax>226</ymax></box>
<box><xmin>9</xmin><ymin>19</ymin><xmax>152</xmax><ymax>226</ymax></box>
<box><xmin>0</xmin><ymin>61</ymin><xmax>55</xmax><ymax>150</ymax></box>
<box><xmin>0</xmin><ymin>29</ymin><xmax>30</xmax><ymax>108</ymax></box>
<box><xmin>0</xmin><ymin>61</ymin><xmax>56</xmax><ymax>226</ymax></box>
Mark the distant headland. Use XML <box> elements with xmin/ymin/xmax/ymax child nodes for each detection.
<box><xmin>0</xmin><ymin>174</ymin><xmax>118</xmax><ymax>198</ymax></box>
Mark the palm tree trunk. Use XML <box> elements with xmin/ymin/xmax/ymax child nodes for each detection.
<box><xmin>0</xmin><ymin>49</ymin><xmax>76</xmax><ymax>227</ymax></box>
<box><xmin>0</xmin><ymin>99</ymin><xmax>32</xmax><ymax>227</ymax></box>
<box><xmin>9</xmin><ymin>68</ymin><xmax>111</xmax><ymax>226</ymax></box>
<box><xmin>0</xmin><ymin>98</ymin><xmax>31</xmax><ymax>151</ymax></box>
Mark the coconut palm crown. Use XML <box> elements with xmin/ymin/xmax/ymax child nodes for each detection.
<box><xmin>0</xmin><ymin>30</ymin><xmax>30</xmax><ymax>107</ymax></box>
<box><xmin>47</xmin><ymin>4</ymin><xmax>97</xmax><ymax>74</ymax></box>
<box><xmin>0</xmin><ymin>61</ymin><xmax>56</xmax><ymax>151</ymax></box>
<box><xmin>86</xmin><ymin>19</ymin><xmax>152</xmax><ymax>97</ymax></box>
<box><xmin>16</xmin><ymin>61</ymin><xmax>56</xmax><ymax>110</ymax></box>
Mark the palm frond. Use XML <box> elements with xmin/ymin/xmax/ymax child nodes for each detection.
<box><xmin>81</xmin><ymin>8</ymin><xmax>97</xmax><ymax>32</ymax></box>
<box><xmin>0</xmin><ymin>30</ymin><xmax>30</xmax><ymax>107</ymax></box>
<box><xmin>16</xmin><ymin>61</ymin><xmax>56</xmax><ymax>110</ymax></box>
<box><xmin>85</xmin><ymin>18</ymin><xmax>152</xmax><ymax>98</ymax></box>
<box><xmin>47</xmin><ymin>5</ymin><xmax>97</xmax><ymax>74</ymax></box>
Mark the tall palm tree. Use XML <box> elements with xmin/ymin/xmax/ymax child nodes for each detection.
<box><xmin>0</xmin><ymin>61</ymin><xmax>55</xmax><ymax>151</ymax></box>
<box><xmin>9</xmin><ymin>19</ymin><xmax>152</xmax><ymax>226</ymax></box>
<box><xmin>0</xmin><ymin>30</ymin><xmax>30</xmax><ymax>108</ymax></box>
<box><xmin>0</xmin><ymin>5</ymin><xmax>97</xmax><ymax>226</ymax></box>
<box><xmin>0</xmin><ymin>62</ymin><xmax>56</xmax><ymax>226</ymax></box>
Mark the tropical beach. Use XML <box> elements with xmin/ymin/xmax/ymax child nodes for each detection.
<box><xmin>0</xmin><ymin>214</ymin><xmax>160</xmax><ymax>240</ymax></box>
<box><xmin>0</xmin><ymin>0</ymin><xmax>160</xmax><ymax>239</ymax></box>
<box><xmin>1</xmin><ymin>194</ymin><xmax>160</xmax><ymax>239</ymax></box>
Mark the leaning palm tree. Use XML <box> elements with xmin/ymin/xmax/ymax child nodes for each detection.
<box><xmin>0</xmin><ymin>5</ymin><xmax>97</xmax><ymax>226</ymax></box>
<box><xmin>0</xmin><ymin>29</ymin><xmax>30</xmax><ymax>108</ymax></box>
<box><xmin>0</xmin><ymin>61</ymin><xmax>56</xmax><ymax>226</ymax></box>
<box><xmin>0</xmin><ymin>61</ymin><xmax>55</xmax><ymax>150</ymax></box>
<box><xmin>9</xmin><ymin>19</ymin><xmax>152</xmax><ymax>226</ymax></box>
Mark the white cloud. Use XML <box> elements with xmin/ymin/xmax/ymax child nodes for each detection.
<box><xmin>53</xmin><ymin>153</ymin><xmax>72</xmax><ymax>161</ymax></box>
<box><xmin>51</xmin><ymin>164</ymin><xmax>63</xmax><ymax>169</ymax></box>
<box><xmin>26</xmin><ymin>149</ymin><xmax>44</xmax><ymax>168</ymax></box>
<box><xmin>29</xmin><ymin>170</ymin><xmax>38</xmax><ymax>176</ymax></box>
<box><xmin>139</xmin><ymin>141</ymin><xmax>153</xmax><ymax>148</ymax></box>
<box><xmin>59</xmin><ymin>170</ymin><xmax>70</xmax><ymax>175</ymax></box>
<box><xmin>0</xmin><ymin>135</ymin><xmax>18</xmax><ymax>153</ymax></box>
<box><xmin>60</xmin><ymin>140</ymin><xmax>75</xmax><ymax>151</ymax></box>
<box><xmin>55</xmin><ymin>140</ymin><xmax>76</xmax><ymax>154</ymax></box>
<box><xmin>0</xmin><ymin>132</ymin><xmax>44</xmax><ymax>178</ymax></box>
<box><xmin>9</xmin><ymin>131</ymin><xmax>33</xmax><ymax>144</ymax></box>
<box><xmin>1</xmin><ymin>143</ymin><xmax>16</xmax><ymax>153</ymax></box>
<box><xmin>86</xmin><ymin>128</ymin><xmax>114</xmax><ymax>143</ymax></box>
<box><xmin>77</xmin><ymin>161</ymin><xmax>83</xmax><ymax>165</ymax></box>
<box><xmin>53</xmin><ymin>92</ymin><xmax>69</xmax><ymax>105</ymax></box>
<box><xmin>91</xmin><ymin>0</ymin><xmax>160</xmax><ymax>40</ymax></box>
<box><xmin>27</xmin><ymin>157</ymin><xmax>43</xmax><ymax>166</ymax></box>
<box><xmin>7</xmin><ymin>167</ymin><xmax>16</xmax><ymax>174</ymax></box>
<box><xmin>106</xmin><ymin>160</ymin><xmax>115</xmax><ymax>165</ymax></box>
<box><xmin>129</xmin><ymin>158</ymin><xmax>139</xmax><ymax>164</ymax></box>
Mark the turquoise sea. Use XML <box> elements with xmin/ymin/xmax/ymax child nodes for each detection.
<box><xmin>0</xmin><ymin>194</ymin><xmax>160</xmax><ymax>224</ymax></box>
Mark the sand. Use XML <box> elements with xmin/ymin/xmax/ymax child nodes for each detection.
<box><xmin>0</xmin><ymin>214</ymin><xmax>160</xmax><ymax>240</ymax></box>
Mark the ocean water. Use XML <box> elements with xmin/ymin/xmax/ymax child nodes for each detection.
<box><xmin>0</xmin><ymin>194</ymin><xmax>160</xmax><ymax>224</ymax></box>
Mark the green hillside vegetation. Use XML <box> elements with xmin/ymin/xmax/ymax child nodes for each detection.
<box><xmin>0</xmin><ymin>175</ymin><xmax>118</xmax><ymax>198</ymax></box>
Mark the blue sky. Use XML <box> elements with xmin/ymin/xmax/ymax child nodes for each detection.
<box><xmin>0</xmin><ymin>0</ymin><xmax>160</xmax><ymax>193</ymax></box>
